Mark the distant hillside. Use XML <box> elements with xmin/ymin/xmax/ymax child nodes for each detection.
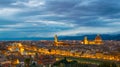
<box><xmin>0</xmin><ymin>34</ymin><xmax>119</xmax><ymax>41</ymax></box>
<box><xmin>58</xmin><ymin>34</ymin><xmax>120</xmax><ymax>40</ymax></box>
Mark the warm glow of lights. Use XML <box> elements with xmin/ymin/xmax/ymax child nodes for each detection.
<box><xmin>83</xmin><ymin>34</ymin><xmax>103</xmax><ymax>45</ymax></box>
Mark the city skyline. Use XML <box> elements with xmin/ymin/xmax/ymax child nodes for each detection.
<box><xmin>0</xmin><ymin>0</ymin><xmax>120</xmax><ymax>38</ymax></box>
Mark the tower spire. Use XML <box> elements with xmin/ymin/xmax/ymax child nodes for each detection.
<box><xmin>54</xmin><ymin>34</ymin><xmax>58</xmax><ymax>43</ymax></box>
<box><xmin>84</xmin><ymin>36</ymin><xmax>88</xmax><ymax>44</ymax></box>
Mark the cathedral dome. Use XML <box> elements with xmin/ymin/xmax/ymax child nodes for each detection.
<box><xmin>94</xmin><ymin>34</ymin><xmax>103</xmax><ymax>45</ymax></box>
<box><xmin>95</xmin><ymin>34</ymin><xmax>102</xmax><ymax>41</ymax></box>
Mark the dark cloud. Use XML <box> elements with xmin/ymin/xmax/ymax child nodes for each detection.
<box><xmin>0</xmin><ymin>0</ymin><xmax>120</xmax><ymax>38</ymax></box>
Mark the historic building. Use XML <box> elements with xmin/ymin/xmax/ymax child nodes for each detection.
<box><xmin>54</xmin><ymin>35</ymin><xmax>64</xmax><ymax>46</ymax></box>
<box><xmin>82</xmin><ymin>34</ymin><xmax>103</xmax><ymax>45</ymax></box>
<box><xmin>7</xmin><ymin>43</ymin><xmax>36</xmax><ymax>55</ymax></box>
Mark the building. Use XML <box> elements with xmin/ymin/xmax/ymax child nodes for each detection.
<box><xmin>12</xmin><ymin>59</ymin><xmax>20</xmax><ymax>65</ymax></box>
<box><xmin>82</xmin><ymin>34</ymin><xmax>103</xmax><ymax>45</ymax></box>
<box><xmin>94</xmin><ymin>34</ymin><xmax>103</xmax><ymax>45</ymax></box>
<box><xmin>7</xmin><ymin>43</ymin><xmax>25</xmax><ymax>55</ymax></box>
<box><xmin>7</xmin><ymin>43</ymin><xmax>36</xmax><ymax>56</ymax></box>
<box><xmin>54</xmin><ymin>35</ymin><xmax>64</xmax><ymax>46</ymax></box>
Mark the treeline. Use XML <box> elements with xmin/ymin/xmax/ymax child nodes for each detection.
<box><xmin>53</xmin><ymin>57</ymin><xmax>119</xmax><ymax>67</ymax></box>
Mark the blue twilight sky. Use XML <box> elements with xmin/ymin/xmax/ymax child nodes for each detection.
<box><xmin>0</xmin><ymin>0</ymin><xmax>120</xmax><ymax>38</ymax></box>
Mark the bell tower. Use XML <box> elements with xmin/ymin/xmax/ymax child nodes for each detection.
<box><xmin>54</xmin><ymin>34</ymin><xmax>58</xmax><ymax>46</ymax></box>
<box><xmin>54</xmin><ymin>34</ymin><xmax>58</xmax><ymax>43</ymax></box>
<box><xmin>84</xmin><ymin>36</ymin><xmax>88</xmax><ymax>44</ymax></box>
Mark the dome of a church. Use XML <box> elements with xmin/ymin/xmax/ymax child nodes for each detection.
<box><xmin>82</xmin><ymin>34</ymin><xmax>103</xmax><ymax>45</ymax></box>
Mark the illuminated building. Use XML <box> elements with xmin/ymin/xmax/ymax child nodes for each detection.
<box><xmin>7</xmin><ymin>43</ymin><xmax>36</xmax><ymax>56</ymax></box>
<box><xmin>82</xmin><ymin>34</ymin><xmax>103</xmax><ymax>45</ymax></box>
<box><xmin>54</xmin><ymin>35</ymin><xmax>64</xmax><ymax>46</ymax></box>
<box><xmin>54</xmin><ymin>35</ymin><xmax>58</xmax><ymax>43</ymax></box>
<box><xmin>94</xmin><ymin>34</ymin><xmax>103</xmax><ymax>45</ymax></box>
<box><xmin>12</xmin><ymin>59</ymin><xmax>19</xmax><ymax>65</ymax></box>
<box><xmin>7</xmin><ymin>43</ymin><xmax>25</xmax><ymax>55</ymax></box>
<box><xmin>83</xmin><ymin>36</ymin><xmax>89</xmax><ymax>44</ymax></box>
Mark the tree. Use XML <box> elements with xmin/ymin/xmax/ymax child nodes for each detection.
<box><xmin>98</xmin><ymin>62</ymin><xmax>117</xmax><ymax>67</ymax></box>
<box><xmin>30</xmin><ymin>62</ymin><xmax>37</xmax><ymax>67</ymax></box>
<box><xmin>24</xmin><ymin>58</ymin><xmax>31</xmax><ymax>67</ymax></box>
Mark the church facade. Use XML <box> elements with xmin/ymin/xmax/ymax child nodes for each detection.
<box><xmin>82</xmin><ymin>34</ymin><xmax>103</xmax><ymax>45</ymax></box>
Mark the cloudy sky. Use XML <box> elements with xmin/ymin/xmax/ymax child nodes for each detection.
<box><xmin>0</xmin><ymin>0</ymin><xmax>120</xmax><ymax>38</ymax></box>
